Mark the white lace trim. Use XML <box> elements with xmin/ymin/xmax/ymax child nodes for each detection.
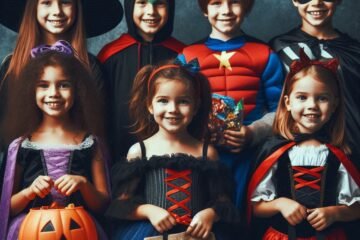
<box><xmin>21</xmin><ymin>135</ymin><xmax>95</xmax><ymax>150</ymax></box>
<box><xmin>251</xmin><ymin>145</ymin><xmax>360</xmax><ymax>206</ymax></box>
<box><xmin>288</xmin><ymin>144</ymin><xmax>328</xmax><ymax>166</ymax></box>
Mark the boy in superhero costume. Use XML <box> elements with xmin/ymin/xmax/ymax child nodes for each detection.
<box><xmin>270</xmin><ymin>0</ymin><xmax>360</xmax><ymax>171</ymax></box>
<box><xmin>178</xmin><ymin>0</ymin><xmax>284</xmax><ymax>212</ymax></box>
<box><xmin>98</xmin><ymin>0</ymin><xmax>185</xmax><ymax>161</ymax></box>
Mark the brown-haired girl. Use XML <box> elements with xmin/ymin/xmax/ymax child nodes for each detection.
<box><xmin>107</xmin><ymin>59</ymin><xmax>238</xmax><ymax>239</ymax></box>
<box><xmin>0</xmin><ymin>0</ymin><xmax>122</xmax><ymax>198</ymax></box>
<box><xmin>0</xmin><ymin>43</ymin><xmax>110</xmax><ymax>240</ymax></box>
<box><xmin>247</xmin><ymin>51</ymin><xmax>360</xmax><ymax>239</ymax></box>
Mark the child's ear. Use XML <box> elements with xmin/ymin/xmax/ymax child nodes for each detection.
<box><xmin>147</xmin><ymin>104</ymin><xmax>154</xmax><ymax>114</ymax></box>
<box><xmin>284</xmin><ymin>95</ymin><xmax>291</xmax><ymax>111</ymax></box>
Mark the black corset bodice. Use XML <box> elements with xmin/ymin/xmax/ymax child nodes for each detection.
<box><xmin>271</xmin><ymin>151</ymin><xmax>340</xmax><ymax>238</ymax></box>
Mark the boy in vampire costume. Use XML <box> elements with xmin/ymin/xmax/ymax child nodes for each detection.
<box><xmin>98</xmin><ymin>0</ymin><xmax>185</xmax><ymax>162</ymax></box>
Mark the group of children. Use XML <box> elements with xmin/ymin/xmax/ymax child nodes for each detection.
<box><xmin>0</xmin><ymin>0</ymin><xmax>359</xmax><ymax>239</ymax></box>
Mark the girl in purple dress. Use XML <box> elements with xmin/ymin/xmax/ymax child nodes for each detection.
<box><xmin>0</xmin><ymin>41</ymin><xmax>110</xmax><ymax>240</ymax></box>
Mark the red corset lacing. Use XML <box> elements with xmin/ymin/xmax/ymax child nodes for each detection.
<box><xmin>165</xmin><ymin>169</ymin><xmax>192</xmax><ymax>225</ymax></box>
<box><xmin>292</xmin><ymin>166</ymin><xmax>325</xmax><ymax>190</ymax></box>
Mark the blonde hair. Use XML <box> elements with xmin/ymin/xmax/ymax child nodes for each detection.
<box><xmin>273</xmin><ymin>65</ymin><xmax>349</xmax><ymax>152</ymax></box>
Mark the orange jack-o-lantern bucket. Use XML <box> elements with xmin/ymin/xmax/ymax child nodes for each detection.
<box><xmin>19</xmin><ymin>203</ymin><xmax>98</xmax><ymax>240</ymax></box>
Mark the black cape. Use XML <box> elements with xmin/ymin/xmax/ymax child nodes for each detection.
<box><xmin>270</xmin><ymin>27</ymin><xmax>360</xmax><ymax>171</ymax></box>
<box><xmin>97</xmin><ymin>0</ymin><xmax>185</xmax><ymax>161</ymax></box>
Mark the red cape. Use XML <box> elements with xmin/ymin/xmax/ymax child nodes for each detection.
<box><xmin>246</xmin><ymin>142</ymin><xmax>360</xmax><ymax>224</ymax></box>
<box><xmin>97</xmin><ymin>33</ymin><xmax>185</xmax><ymax>63</ymax></box>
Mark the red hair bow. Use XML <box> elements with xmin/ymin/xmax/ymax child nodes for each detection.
<box><xmin>287</xmin><ymin>48</ymin><xmax>339</xmax><ymax>80</ymax></box>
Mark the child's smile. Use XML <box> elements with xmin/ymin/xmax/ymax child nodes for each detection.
<box><xmin>293</xmin><ymin>0</ymin><xmax>338</xmax><ymax>30</ymax></box>
<box><xmin>36</xmin><ymin>65</ymin><xmax>74</xmax><ymax>119</ymax></box>
<box><xmin>206</xmin><ymin>0</ymin><xmax>244</xmax><ymax>41</ymax></box>
<box><xmin>284</xmin><ymin>75</ymin><xmax>337</xmax><ymax>134</ymax></box>
<box><xmin>37</xmin><ymin>0</ymin><xmax>75</xmax><ymax>38</ymax></box>
<box><xmin>133</xmin><ymin>0</ymin><xmax>168</xmax><ymax>41</ymax></box>
<box><xmin>148</xmin><ymin>78</ymin><xmax>196</xmax><ymax>135</ymax></box>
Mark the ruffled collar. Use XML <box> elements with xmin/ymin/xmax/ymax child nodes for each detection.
<box><xmin>21</xmin><ymin>135</ymin><xmax>94</xmax><ymax>150</ymax></box>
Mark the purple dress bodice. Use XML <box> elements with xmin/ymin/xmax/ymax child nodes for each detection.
<box><xmin>43</xmin><ymin>149</ymin><xmax>71</xmax><ymax>206</ymax></box>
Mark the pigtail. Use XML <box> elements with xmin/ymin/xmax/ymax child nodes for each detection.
<box><xmin>129</xmin><ymin>65</ymin><xmax>158</xmax><ymax>140</ymax></box>
<box><xmin>187</xmin><ymin>72</ymin><xmax>212</xmax><ymax>140</ymax></box>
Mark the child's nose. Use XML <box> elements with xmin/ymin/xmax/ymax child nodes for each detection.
<box><xmin>51</xmin><ymin>2</ymin><xmax>63</xmax><ymax>15</ymax></box>
<box><xmin>145</xmin><ymin>3</ymin><xmax>155</xmax><ymax>14</ymax></box>
<box><xmin>306</xmin><ymin>98</ymin><xmax>317</xmax><ymax>108</ymax></box>
<box><xmin>49</xmin><ymin>85</ymin><xmax>59</xmax><ymax>96</ymax></box>
<box><xmin>167</xmin><ymin>102</ymin><xmax>178</xmax><ymax>112</ymax></box>
<box><xmin>220</xmin><ymin>2</ymin><xmax>231</xmax><ymax>14</ymax></box>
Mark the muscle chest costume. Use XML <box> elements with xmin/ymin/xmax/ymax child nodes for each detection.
<box><xmin>270</xmin><ymin>28</ymin><xmax>360</xmax><ymax>171</ymax></box>
<box><xmin>97</xmin><ymin>0</ymin><xmax>185</xmax><ymax>161</ymax></box>
<box><xmin>179</xmin><ymin>35</ymin><xmax>284</xmax><ymax>208</ymax></box>
<box><xmin>247</xmin><ymin>138</ymin><xmax>360</xmax><ymax>239</ymax></box>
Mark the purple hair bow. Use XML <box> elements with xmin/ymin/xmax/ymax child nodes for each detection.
<box><xmin>30</xmin><ymin>40</ymin><xmax>74</xmax><ymax>58</ymax></box>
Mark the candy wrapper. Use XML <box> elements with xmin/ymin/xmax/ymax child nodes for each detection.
<box><xmin>209</xmin><ymin>94</ymin><xmax>244</xmax><ymax>146</ymax></box>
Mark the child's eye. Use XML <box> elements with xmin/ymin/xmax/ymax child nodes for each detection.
<box><xmin>318</xmin><ymin>96</ymin><xmax>329</xmax><ymax>102</ymax></box>
<box><xmin>135</xmin><ymin>0</ymin><xmax>147</xmax><ymax>5</ymax></box>
<box><xmin>296</xmin><ymin>95</ymin><xmax>307</xmax><ymax>101</ymax></box>
<box><xmin>178</xmin><ymin>99</ymin><xmax>190</xmax><ymax>104</ymax></box>
<box><xmin>61</xmin><ymin>0</ymin><xmax>73</xmax><ymax>5</ymax></box>
<box><xmin>209</xmin><ymin>0</ymin><xmax>222</xmax><ymax>6</ymax></box>
<box><xmin>157</xmin><ymin>98</ymin><xmax>168</xmax><ymax>103</ymax></box>
<box><xmin>37</xmin><ymin>83</ymin><xmax>49</xmax><ymax>88</ymax></box>
<box><xmin>58</xmin><ymin>81</ymin><xmax>72</xmax><ymax>89</ymax></box>
<box><xmin>40</xmin><ymin>0</ymin><xmax>51</xmax><ymax>6</ymax></box>
<box><xmin>153</xmin><ymin>0</ymin><xmax>167</xmax><ymax>6</ymax></box>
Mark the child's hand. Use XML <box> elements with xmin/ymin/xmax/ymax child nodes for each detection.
<box><xmin>278</xmin><ymin>198</ymin><xmax>307</xmax><ymax>226</ymax></box>
<box><xmin>307</xmin><ymin>207</ymin><xmax>335</xmax><ymax>231</ymax></box>
<box><xmin>27</xmin><ymin>175</ymin><xmax>53</xmax><ymax>199</ymax></box>
<box><xmin>54</xmin><ymin>174</ymin><xmax>87</xmax><ymax>196</ymax></box>
<box><xmin>186</xmin><ymin>208</ymin><xmax>217</xmax><ymax>239</ymax></box>
<box><xmin>146</xmin><ymin>206</ymin><xmax>176</xmax><ymax>233</ymax></box>
<box><xmin>224</xmin><ymin>125</ymin><xmax>252</xmax><ymax>153</ymax></box>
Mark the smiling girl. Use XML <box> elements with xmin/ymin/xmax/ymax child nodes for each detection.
<box><xmin>107</xmin><ymin>60</ymin><xmax>238</xmax><ymax>240</ymax></box>
<box><xmin>0</xmin><ymin>43</ymin><xmax>110</xmax><ymax>240</ymax></box>
<box><xmin>247</xmin><ymin>51</ymin><xmax>360</xmax><ymax>239</ymax></box>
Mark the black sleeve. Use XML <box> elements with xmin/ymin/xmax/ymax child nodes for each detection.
<box><xmin>205</xmin><ymin>162</ymin><xmax>240</xmax><ymax>224</ymax></box>
<box><xmin>88</xmin><ymin>53</ymin><xmax>106</xmax><ymax>100</ymax></box>
<box><xmin>105</xmin><ymin>159</ymin><xmax>147</xmax><ymax>220</ymax></box>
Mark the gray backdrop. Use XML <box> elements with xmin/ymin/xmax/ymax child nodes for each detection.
<box><xmin>1</xmin><ymin>0</ymin><xmax>359</xmax><ymax>62</ymax></box>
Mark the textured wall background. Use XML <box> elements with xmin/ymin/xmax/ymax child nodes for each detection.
<box><xmin>1</xmin><ymin>0</ymin><xmax>359</xmax><ymax>62</ymax></box>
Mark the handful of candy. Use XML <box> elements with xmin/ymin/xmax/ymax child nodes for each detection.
<box><xmin>209</xmin><ymin>94</ymin><xmax>244</xmax><ymax>146</ymax></box>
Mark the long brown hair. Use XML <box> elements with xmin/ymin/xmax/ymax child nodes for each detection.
<box><xmin>2</xmin><ymin>51</ymin><xmax>104</xmax><ymax>145</ymax></box>
<box><xmin>129</xmin><ymin>60</ymin><xmax>212</xmax><ymax>141</ymax></box>
<box><xmin>4</xmin><ymin>0</ymin><xmax>89</xmax><ymax>81</ymax></box>
<box><xmin>273</xmin><ymin>65</ymin><xmax>348</xmax><ymax>152</ymax></box>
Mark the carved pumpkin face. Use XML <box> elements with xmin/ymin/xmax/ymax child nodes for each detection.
<box><xmin>19</xmin><ymin>204</ymin><xmax>98</xmax><ymax>240</ymax></box>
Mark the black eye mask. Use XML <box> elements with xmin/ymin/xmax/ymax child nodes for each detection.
<box><xmin>297</xmin><ymin>0</ymin><xmax>336</xmax><ymax>4</ymax></box>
